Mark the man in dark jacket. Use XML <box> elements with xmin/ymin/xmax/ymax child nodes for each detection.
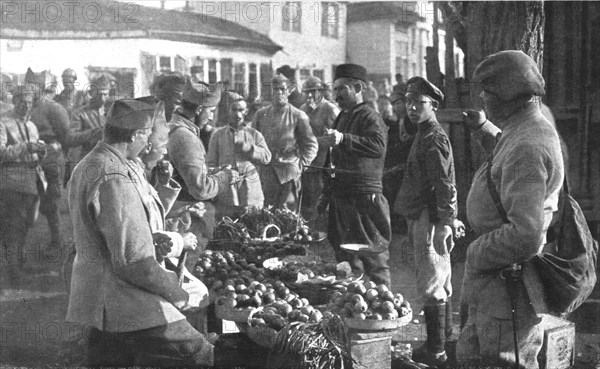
<box><xmin>395</xmin><ymin>77</ymin><xmax>464</xmax><ymax>367</ymax></box>
<box><xmin>319</xmin><ymin>64</ymin><xmax>391</xmax><ymax>287</ymax></box>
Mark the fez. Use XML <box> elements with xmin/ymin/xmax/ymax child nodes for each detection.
<box><xmin>334</xmin><ymin>64</ymin><xmax>368</xmax><ymax>83</ymax></box>
<box><xmin>106</xmin><ymin>99</ymin><xmax>155</xmax><ymax>130</ymax></box>
<box><xmin>182</xmin><ymin>82</ymin><xmax>221</xmax><ymax>108</ymax></box>
<box><xmin>473</xmin><ymin>50</ymin><xmax>545</xmax><ymax>101</ymax></box>
<box><xmin>406</xmin><ymin>76</ymin><xmax>444</xmax><ymax>103</ymax></box>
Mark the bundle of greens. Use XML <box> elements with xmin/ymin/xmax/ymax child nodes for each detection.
<box><xmin>269</xmin><ymin>313</ymin><xmax>354</xmax><ymax>369</ymax></box>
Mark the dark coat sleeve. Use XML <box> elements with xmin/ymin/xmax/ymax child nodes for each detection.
<box><xmin>424</xmin><ymin>133</ymin><xmax>457</xmax><ymax>224</ymax></box>
<box><xmin>339</xmin><ymin>110</ymin><xmax>386</xmax><ymax>158</ymax></box>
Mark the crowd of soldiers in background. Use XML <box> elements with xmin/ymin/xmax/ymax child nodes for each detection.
<box><xmin>0</xmin><ymin>64</ymin><xmax>416</xmax><ymax>287</ymax></box>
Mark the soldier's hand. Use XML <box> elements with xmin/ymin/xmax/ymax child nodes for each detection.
<box><xmin>155</xmin><ymin>159</ymin><xmax>173</xmax><ymax>185</ymax></box>
<box><xmin>322</xmin><ymin>129</ymin><xmax>344</xmax><ymax>147</ymax></box>
<box><xmin>234</xmin><ymin>133</ymin><xmax>252</xmax><ymax>153</ymax></box>
<box><xmin>153</xmin><ymin>232</ymin><xmax>173</xmax><ymax>262</ymax></box>
<box><xmin>182</xmin><ymin>232</ymin><xmax>198</xmax><ymax>251</ymax></box>
<box><xmin>26</xmin><ymin>141</ymin><xmax>47</xmax><ymax>155</ymax></box>
<box><xmin>188</xmin><ymin>202</ymin><xmax>206</xmax><ymax>218</ymax></box>
<box><xmin>452</xmin><ymin>219</ymin><xmax>466</xmax><ymax>239</ymax></box>
<box><xmin>462</xmin><ymin>109</ymin><xmax>487</xmax><ymax>130</ymax></box>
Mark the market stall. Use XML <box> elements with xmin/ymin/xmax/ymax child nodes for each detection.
<box><xmin>184</xmin><ymin>206</ymin><xmax>414</xmax><ymax>369</ymax></box>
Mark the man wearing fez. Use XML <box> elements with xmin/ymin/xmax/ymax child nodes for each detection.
<box><xmin>67</xmin><ymin>99</ymin><xmax>235</xmax><ymax>367</ymax></box>
<box><xmin>394</xmin><ymin>77</ymin><xmax>464</xmax><ymax>367</ymax></box>
<box><xmin>253</xmin><ymin>75</ymin><xmax>317</xmax><ymax>211</ymax></box>
<box><xmin>25</xmin><ymin>68</ymin><xmax>72</xmax><ymax>248</ymax></box>
<box><xmin>207</xmin><ymin>94</ymin><xmax>271</xmax><ymax>217</ymax></box>
<box><xmin>54</xmin><ymin>68</ymin><xmax>87</xmax><ymax>115</ymax></box>
<box><xmin>318</xmin><ymin>63</ymin><xmax>392</xmax><ymax>287</ymax></box>
<box><xmin>0</xmin><ymin>84</ymin><xmax>48</xmax><ymax>286</ymax></box>
<box><xmin>299</xmin><ymin>76</ymin><xmax>340</xmax><ymax>225</ymax></box>
<box><xmin>151</xmin><ymin>73</ymin><xmax>187</xmax><ymax>123</ymax></box>
<box><xmin>458</xmin><ymin>51</ymin><xmax>564</xmax><ymax>369</ymax></box>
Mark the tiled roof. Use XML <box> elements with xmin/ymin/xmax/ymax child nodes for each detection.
<box><xmin>0</xmin><ymin>0</ymin><xmax>282</xmax><ymax>54</ymax></box>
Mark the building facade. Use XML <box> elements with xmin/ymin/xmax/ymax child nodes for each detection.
<box><xmin>346</xmin><ymin>2</ymin><xmax>463</xmax><ymax>91</ymax></box>
<box><xmin>190</xmin><ymin>1</ymin><xmax>347</xmax><ymax>86</ymax></box>
<box><xmin>0</xmin><ymin>0</ymin><xmax>281</xmax><ymax>98</ymax></box>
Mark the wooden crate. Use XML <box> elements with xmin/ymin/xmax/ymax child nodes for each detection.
<box><xmin>538</xmin><ymin>315</ymin><xmax>575</xmax><ymax>369</ymax></box>
<box><xmin>350</xmin><ymin>336</ymin><xmax>392</xmax><ymax>369</ymax></box>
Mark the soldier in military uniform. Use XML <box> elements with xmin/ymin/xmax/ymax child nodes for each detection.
<box><xmin>54</xmin><ymin>68</ymin><xmax>87</xmax><ymax>115</ymax></box>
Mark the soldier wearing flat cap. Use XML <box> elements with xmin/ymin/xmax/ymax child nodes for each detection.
<box><xmin>394</xmin><ymin>76</ymin><xmax>465</xmax><ymax>367</ymax></box>
<box><xmin>1</xmin><ymin>83</ymin><xmax>48</xmax><ymax>287</ymax></box>
<box><xmin>457</xmin><ymin>50</ymin><xmax>564</xmax><ymax>369</ymax></box>
<box><xmin>67</xmin><ymin>99</ymin><xmax>238</xmax><ymax>367</ymax></box>
<box><xmin>253</xmin><ymin>74</ymin><xmax>318</xmax><ymax>211</ymax></box>
<box><xmin>318</xmin><ymin>63</ymin><xmax>391</xmax><ymax>287</ymax></box>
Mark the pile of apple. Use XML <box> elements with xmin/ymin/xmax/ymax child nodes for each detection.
<box><xmin>326</xmin><ymin>281</ymin><xmax>411</xmax><ymax>320</ymax></box>
<box><xmin>239</xmin><ymin>241</ymin><xmax>307</xmax><ymax>265</ymax></box>
<box><xmin>193</xmin><ymin>250</ymin><xmax>269</xmax><ymax>291</ymax></box>
<box><xmin>270</xmin><ymin>260</ymin><xmax>340</xmax><ymax>282</ymax></box>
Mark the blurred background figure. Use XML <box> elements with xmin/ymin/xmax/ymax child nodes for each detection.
<box><xmin>54</xmin><ymin>68</ymin><xmax>87</xmax><ymax>115</ymax></box>
<box><xmin>1</xmin><ymin>83</ymin><xmax>47</xmax><ymax>287</ymax></box>
<box><xmin>381</xmin><ymin>92</ymin><xmax>417</xmax><ymax>233</ymax></box>
<box><xmin>393</xmin><ymin>73</ymin><xmax>407</xmax><ymax>95</ymax></box>
<box><xmin>299</xmin><ymin>76</ymin><xmax>340</xmax><ymax>228</ymax></box>
<box><xmin>364</xmin><ymin>80</ymin><xmax>379</xmax><ymax>112</ymax></box>
<box><xmin>276</xmin><ymin>65</ymin><xmax>305</xmax><ymax>109</ymax></box>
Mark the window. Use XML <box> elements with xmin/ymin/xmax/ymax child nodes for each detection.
<box><xmin>159</xmin><ymin>56</ymin><xmax>172</xmax><ymax>72</ymax></box>
<box><xmin>260</xmin><ymin>63</ymin><xmax>272</xmax><ymax>101</ymax></box>
<box><xmin>282</xmin><ymin>2</ymin><xmax>301</xmax><ymax>33</ymax></box>
<box><xmin>233</xmin><ymin>63</ymin><xmax>246</xmax><ymax>96</ymax></box>
<box><xmin>313</xmin><ymin>69</ymin><xmax>324</xmax><ymax>81</ymax></box>
<box><xmin>220</xmin><ymin>59</ymin><xmax>233</xmax><ymax>85</ymax></box>
<box><xmin>321</xmin><ymin>2</ymin><xmax>339</xmax><ymax>38</ymax></box>
<box><xmin>208</xmin><ymin>60</ymin><xmax>217</xmax><ymax>83</ymax></box>
<box><xmin>248</xmin><ymin>63</ymin><xmax>258</xmax><ymax>101</ymax></box>
<box><xmin>299</xmin><ymin>69</ymin><xmax>311</xmax><ymax>84</ymax></box>
<box><xmin>411</xmin><ymin>29</ymin><xmax>416</xmax><ymax>52</ymax></box>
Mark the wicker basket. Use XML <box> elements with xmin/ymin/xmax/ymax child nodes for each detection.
<box><xmin>246</xmin><ymin>324</ymin><xmax>279</xmax><ymax>349</ymax></box>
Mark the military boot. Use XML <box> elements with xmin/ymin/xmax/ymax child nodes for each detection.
<box><xmin>412</xmin><ymin>304</ymin><xmax>447</xmax><ymax>368</ymax></box>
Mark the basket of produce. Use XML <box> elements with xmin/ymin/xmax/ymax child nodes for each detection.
<box><xmin>246</xmin><ymin>308</ymin><xmax>280</xmax><ymax>348</ymax></box>
<box><xmin>325</xmin><ymin>281</ymin><xmax>413</xmax><ymax>331</ymax></box>
<box><xmin>268</xmin><ymin>313</ymin><xmax>354</xmax><ymax>369</ymax></box>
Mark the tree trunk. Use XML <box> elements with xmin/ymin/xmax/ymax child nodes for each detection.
<box><xmin>465</xmin><ymin>1</ymin><xmax>545</xmax><ymax>84</ymax></box>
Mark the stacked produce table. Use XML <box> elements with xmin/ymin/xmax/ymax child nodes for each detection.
<box><xmin>190</xmin><ymin>207</ymin><xmax>412</xmax><ymax>369</ymax></box>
